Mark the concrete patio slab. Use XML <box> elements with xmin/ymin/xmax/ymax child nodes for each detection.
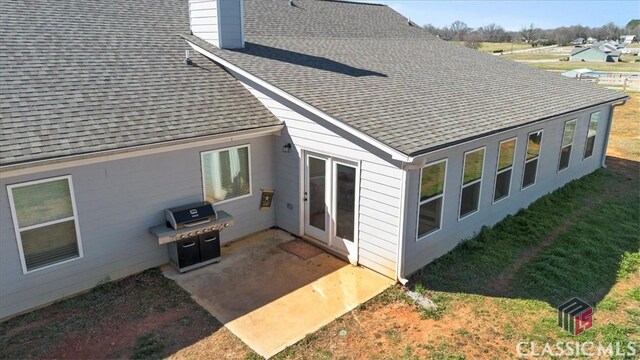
<box><xmin>163</xmin><ymin>229</ymin><xmax>393</xmax><ymax>358</ymax></box>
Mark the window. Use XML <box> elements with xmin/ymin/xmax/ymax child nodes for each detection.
<box><xmin>417</xmin><ymin>159</ymin><xmax>446</xmax><ymax>238</ymax></box>
<box><xmin>7</xmin><ymin>176</ymin><xmax>83</xmax><ymax>273</ymax></box>
<box><xmin>558</xmin><ymin>119</ymin><xmax>577</xmax><ymax>171</ymax></box>
<box><xmin>522</xmin><ymin>130</ymin><xmax>543</xmax><ymax>189</ymax></box>
<box><xmin>494</xmin><ymin>138</ymin><xmax>516</xmax><ymax>202</ymax></box>
<box><xmin>459</xmin><ymin>148</ymin><xmax>485</xmax><ymax>219</ymax></box>
<box><xmin>201</xmin><ymin>145</ymin><xmax>251</xmax><ymax>204</ymax></box>
<box><xmin>584</xmin><ymin>112</ymin><xmax>600</xmax><ymax>159</ymax></box>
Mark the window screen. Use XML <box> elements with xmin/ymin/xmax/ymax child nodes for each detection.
<box><xmin>584</xmin><ymin>112</ymin><xmax>600</xmax><ymax>159</ymax></box>
<box><xmin>494</xmin><ymin>139</ymin><xmax>516</xmax><ymax>202</ymax></box>
<box><xmin>522</xmin><ymin>131</ymin><xmax>543</xmax><ymax>189</ymax></box>
<box><xmin>460</xmin><ymin>148</ymin><xmax>485</xmax><ymax>218</ymax></box>
<box><xmin>418</xmin><ymin>160</ymin><xmax>446</xmax><ymax>238</ymax></box>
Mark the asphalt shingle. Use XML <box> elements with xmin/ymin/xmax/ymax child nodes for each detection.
<box><xmin>185</xmin><ymin>0</ymin><xmax>628</xmax><ymax>157</ymax></box>
<box><xmin>0</xmin><ymin>0</ymin><xmax>281</xmax><ymax>166</ymax></box>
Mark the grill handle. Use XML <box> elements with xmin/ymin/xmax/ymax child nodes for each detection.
<box><xmin>184</xmin><ymin>219</ymin><xmax>212</xmax><ymax>227</ymax></box>
<box><xmin>203</xmin><ymin>237</ymin><xmax>218</xmax><ymax>243</ymax></box>
<box><xmin>182</xmin><ymin>242</ymin><xmax>197</xmax><ymax>248</ymax></box>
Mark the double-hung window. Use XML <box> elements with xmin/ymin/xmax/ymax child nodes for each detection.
<box><xmin>201</xmin><ymin>145</ymin><xmax>251</xmax><ymax>204</ymax></box>
<box><xmin>7</xmin><ymin>176</ymin><xmax>83</xmax><ymax>273</ymax></box>
<box><xmin>583</xmin><ymin>112</ymin><xmax>600</xmax><ymax>159</ymax></box>
<box><xmin>558</xmin><ymin>119</ymin><xmax>577</xmax><ymax>171</ymax></box>
<box><xmin>493</xmin><ymin>138</ymin><xmax>516</xmax><ymax>202</ymax></box>
<box><xmin>522</xmin><ymin>130</ymin><xmax>543</xmax><ymax>189</ymax></box>
<box><xmin>417</xmin><ymin>159</ymin><xmax>446</xmax><ymax>238</ymax></box>
<box><xmin>459</xmin><ymin>148</ymin><xmax>485</xmax><ymax>219</ymax></box>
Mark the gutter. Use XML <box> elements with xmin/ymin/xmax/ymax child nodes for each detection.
<box><xmin>600</xmin><ymin>97</ymin><xmax>629</xmax><ymax>168</ymax></box>
<box><xmin>184</xmin><ymin>39</ymin><xmax>413</xmax><ymax>163</ymax></box>
<box><xmin>395</xmin><ymin>169</ymin><xmax>410</xmax><ymax>285</ymax></box>
<box><xmin>0</xmin><ymin>125</ymin><xmax>283</xmax><ymax>179</ymax></box>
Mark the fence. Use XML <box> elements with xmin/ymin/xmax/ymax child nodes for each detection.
<box><xmin>577</xmin><ymin>73</ymin><xmax>640</xmax><ymax>91</ymax></box>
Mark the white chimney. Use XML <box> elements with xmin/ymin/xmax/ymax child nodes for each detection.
<box><xmin>188</xmin><ymin>0</ymin><xmax>244</xmax><ymax>49</ymax></box>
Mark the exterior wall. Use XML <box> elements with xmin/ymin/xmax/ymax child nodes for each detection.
<box><xmin>0</xmin><ymin>135</ymin><xmax>275</xmax><ymax>319</ymax></box>
<box><xmin>229</xmin><ymin>70</ymin><xmax>404</xmax><ymax>279</ymax></box>
<box><xmin>401</xmin><ymin>104</ymin><xmax>613</xmax><ymax>276</ymax></box>
<box><xmin>188</xmin><ymin>0</ymin><xmax>219</xmax><ymax>47</ymax></box>
<box><xmin>570</xmin><ymin>48</ymin><xmax>607</xmax><ymax>62</ymax></box>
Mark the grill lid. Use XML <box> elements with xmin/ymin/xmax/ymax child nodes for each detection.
<box><xmin>165</xmin><ymin>201</ymin><xmax>217</xmax><ymax>230</ymax></box>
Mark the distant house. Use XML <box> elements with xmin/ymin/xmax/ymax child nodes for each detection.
<box><xmin>586</xmin><ymin>37</ymin><xmax>597</xmax><ymax>44</ymax></box>
<box><xmin>571</xmin><ymin>38</ymin><xmax>586</xmax><ymax>45</ymax></box>
<box><xmin>570</xmin><ymin>46</ymin><xmax>620</xmax><ymax>62</ymax></box>
<box><xmin>620</xmin><ymin>35</ymin><xmax>638</xmax><ymax>44</ymax></box>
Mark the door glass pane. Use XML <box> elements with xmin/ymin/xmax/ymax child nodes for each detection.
<box><xmin>308</xmin><ymin>157</ymin><xmax>326</xmax><ymax>231</ymax></box>
<box><xmin>335</xmin><ymin>164</ymin><xmax>356</xmax><ymax>241</ymax></box>
<box><xmin>12</xmin><ymin>179</ymin><xmax>74</xmax><ymax>228</ymax></box>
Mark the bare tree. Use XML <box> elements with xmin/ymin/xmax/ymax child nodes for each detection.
<box><xmin>450</xmin><ymin>20</ymin><xmax>470</xmax><ymax>41</ymax></box>
<box><xmin>520</xmin><ymin>23</ymin><xmax>537</xmax><ymax>43</ymax></box>
<box><xmin>482</xmin><ymin>23</ymin><xmax>505</xmax><ymax>42</ymax></box>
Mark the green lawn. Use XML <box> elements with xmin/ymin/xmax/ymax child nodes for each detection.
<box><xmin>525</xmin><ymin>61</ymin><xmax>640</xmax><ymax>72</ymax></box>
<box><xmin>502</xmin><ymin>53</ymin><xmax>567</xmax><ymax>61</ymax></box>
<box><xmin>454</xmin><ymin>41</ymin><xmax>533</xmax><ymax>53</ymax></box>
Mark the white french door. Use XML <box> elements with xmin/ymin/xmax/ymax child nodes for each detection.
<box><xmin>303</xmin><ymin>152</ymin><xmax>359</xmax><ymax>263</ymax></box>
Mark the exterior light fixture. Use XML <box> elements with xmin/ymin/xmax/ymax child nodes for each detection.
<box><xmin>282</xmin><ymin>143</ymin><xmax>292</xmax><ymax>153</ymax></box>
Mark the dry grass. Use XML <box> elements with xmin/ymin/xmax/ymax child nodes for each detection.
<box><xmin>609</xmin><ymin>92</ymin><xmax>640</xmax><ymax>160</ymax></box>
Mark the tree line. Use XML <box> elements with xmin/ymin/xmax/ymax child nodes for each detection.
<box><xmin>423</xmin><ymin>19</ymin><xmax>640</xmax><ymax>46</ymax></box>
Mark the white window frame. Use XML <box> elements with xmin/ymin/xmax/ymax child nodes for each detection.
<box><xmin>416</xmin><ymin>158</ymin><xmax>447</xmax><ymax>241</ymax></box>
<box><xmin>583</xmin><ymin>112</ymin><xmax>600</xmax><ymax>160</ymax></box>
<box><xmin>521</xmin><ymin>130</ymin><xmax>544</xmax><ymax>190</ymax></box>
<box><xmin>200</xmin><ymin>144</ymin><xmax>253</xmax><ymax>205</ymax></box>
<box><xmin>558</xmin><ymin>119</ymin><xmax>577</xmax><ymax>172</ymax></box>
<box><xmin>6</xmin><ymin>175</ymin><xmax>84</xmax><ymax>275</ymax></box>
<box><xmin>458</xmin><ymin>147</ymin><xmax>486</xmax><ymax>221</ymax></box>
<box><xmin>493</xmin><ymin>137</ymin><xmax>517</xmax><ymax>204</ymax></box>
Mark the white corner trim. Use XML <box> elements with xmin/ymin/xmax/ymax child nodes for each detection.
<box><xmin>185</xmin><ymin>40</ymin><xmax>412</xmax><ymax>163</ymax></box>
<box><xmin>0</xmin><ymin>125</ymin><xmax>282</xmax><ymax>179</ymax></box>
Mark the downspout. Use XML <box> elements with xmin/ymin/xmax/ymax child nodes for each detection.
<box><xmin>600</xmin><ymin>98</ymin><xmax>628</xmax><ymax>168</ymax></box>
<box><xmin>395</xmin><ymin>168</ymin><xmax>410</xmax><ymax>285</ymax></box>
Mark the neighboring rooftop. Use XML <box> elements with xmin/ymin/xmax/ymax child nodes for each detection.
<box><xmin>185</xmin><ymin>0</ymin><xmax>627</xmax><ymax>156</ymax></box>
<box><xmin>0</xmin><ymin>0</ymin><xmax>280</xmax><ymax>166</ymax></box>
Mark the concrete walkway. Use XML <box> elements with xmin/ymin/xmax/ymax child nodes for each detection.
<box><xmin>163</xmin><ymin>229</ymin><xmax>393</xmax><ymax>358</ymax></box>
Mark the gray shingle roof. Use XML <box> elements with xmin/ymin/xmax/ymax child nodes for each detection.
<box><xmin>0</xmin><ymin>0</ymin><xmax>280</xmax><ymax>166</ymax></box>
<box><xmin>185</xmin><ymin>0</ymin><xmax>628</xmax><ymax>157</ymax></box>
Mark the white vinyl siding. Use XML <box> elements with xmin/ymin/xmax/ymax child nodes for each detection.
<box><xmin>583</xmin><ymin>112</ymin><xmax>600</xmax><ymax>159</ymax></box>
<box><xmin>236</xmin><ymin>77</ymin><xmax>402</xmax><ymax>279</ymax></box>
<box><xmin>7</xmin><ymin>176</ymin><xmax>83</xmax><ymax>274</ymax></box>
<box><xmin>201</xmin><ymin>145</ymin><xmax>251</xmax><ymax>204</ymax></box>
<box><xmin>493</xmin><ymin>138</ymin><xmax>516</xmax><ymax>203</ymax></box>
<box><xmin>522</xmin><ymin>130</ymin><xmax>543</xmax><ymax>189</ymax></box>
<box><xmin>417</xmin><ymin>159</ymin><xmax>447</xmax><ymax>239</ymax></box>
<box><xmin>558</xmin><ymin>119</ymin><xmax>577</xmax><ymax>171</ymax></box>
<box><xmin>459</xmin><ymin>147</ymin><xmax>485</xmax><ymax>219</ymax></box>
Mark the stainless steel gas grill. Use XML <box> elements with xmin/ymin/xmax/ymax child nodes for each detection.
<box><xmin>149</xmin><ymin>201</ymin><xmax>234</xmax><ymax>273</ymax></box>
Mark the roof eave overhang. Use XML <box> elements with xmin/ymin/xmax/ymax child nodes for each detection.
<box><xmin>184</xmin><ymin>39</ymin><xmax>413</xmax><ymax>163</ymax></box>
<box><xmin>0</xmin><ymin>124</ymin><xmax>283</xmax><ymax>179</ymax></box>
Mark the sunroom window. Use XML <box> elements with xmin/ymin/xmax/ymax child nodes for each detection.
<box><xmin>459</xmin><ymin>148</ymin><xmax>485</xmax><ymax>219</ymax></box>
<box><xmin>201</xmin><ymin>145</ymin><xmax>251</xmax><ymax>203</ymax></box>
<box><xmin>494</xmin><ymin>138</ymin><xmax>516</xmax><ymax>202</ymax></box>
<box><xmin>558</xmin><ymin>119</ymin><xmax>576</xmax><ymax>171</ymax></box>
<box><xmin>7</xmin><ymin>176</ymin><xmax>82</xmax><ymax>273</ymax></box>
<box><xmin>522</xmin><ymin>130</ymin><xmax>543</xmax><ymax>189</ymax></box>
<box><xmin>418</xmin><ymin>159</ymin><xmax>446</xmax><ymax>238</ymax></box>
<box><xmin>584</xmin><ymin>112</ymin><xmax>600</xmax><ymax>159</ymax></box>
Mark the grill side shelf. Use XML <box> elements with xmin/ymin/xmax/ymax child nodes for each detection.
<box><xmin>149</xmin><ymin>210</ymin><xmax>234</xmax><ymax>245</ymax></box>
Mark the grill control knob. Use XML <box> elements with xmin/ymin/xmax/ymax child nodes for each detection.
<box><xmin>195</xmin><ymin>231</ymin><xmax>200</xmax><ymax>235</ymax></box>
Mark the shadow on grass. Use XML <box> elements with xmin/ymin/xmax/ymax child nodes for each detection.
<box><xmin>410</xmin><ymin>157</ymin><xmax>640</xmax><ymax>308</ymax></box>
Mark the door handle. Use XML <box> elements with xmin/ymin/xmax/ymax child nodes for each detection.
<box><xmin>203</xmin><ymin>237</ymin><xmax>217</xmax><ymax>243</ymax></box>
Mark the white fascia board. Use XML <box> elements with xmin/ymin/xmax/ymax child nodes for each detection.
<box><xmin>0</xmin><ymin>125</ymin><xmax>282</xmax><ymax>179</ymax></box>
<box><xmin>186</xmin><ymin>41</ymin><xmax>412</xmax><ymax>163</ymax></box>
